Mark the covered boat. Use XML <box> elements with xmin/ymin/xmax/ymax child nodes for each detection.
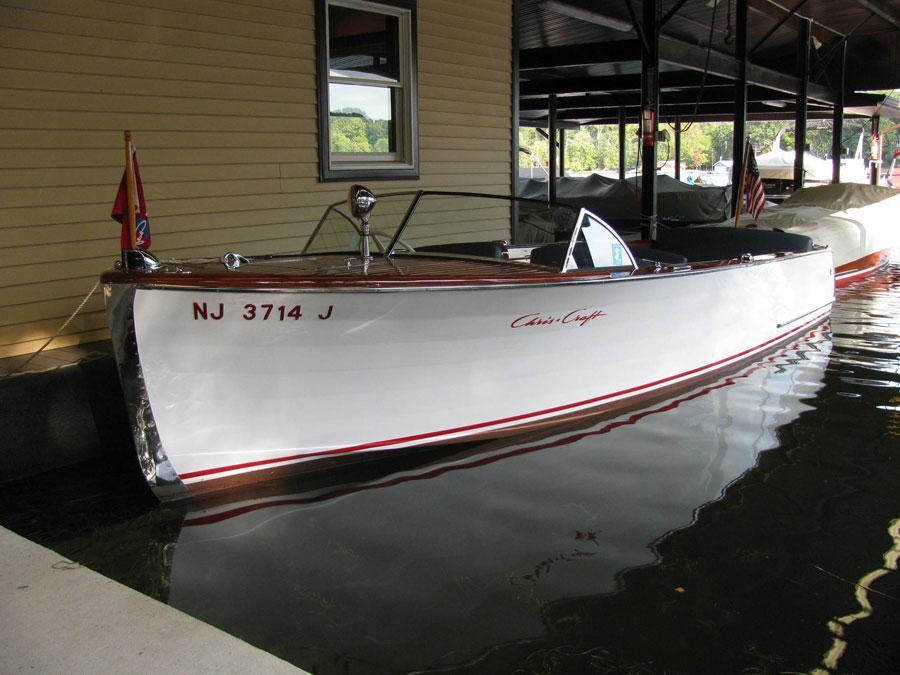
<box><xmin>102</xmin><ymin>187</ymin><xmax>834</xmax><ymax>501</ymax></box>
<box><xmin>518</xmin><ymin>173</ymin><xmax>731</xmax><ymax>230</ymax></box>
<box><xmin>720</xmin><ymin>182</ymin><xmax>899</xmax><ymax>286</ymax></box>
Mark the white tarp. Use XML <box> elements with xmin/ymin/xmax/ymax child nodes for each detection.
<box><xmin>722</xmin><ymin>183</ymin><xmax>900</xmax><ymax>267</ymax></box>
<box><xmin>717</xmin><ymin>149</ymin><xmax>834</xmax><ymax>182</ymax></box>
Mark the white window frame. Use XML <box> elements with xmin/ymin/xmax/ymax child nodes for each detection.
<box><xmin>317</xmin><ymin>0</ymin><xmax>419</xmax><ymax>181</ymax></box>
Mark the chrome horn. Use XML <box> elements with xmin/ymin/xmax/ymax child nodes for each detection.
<box><xmin>349</xmin><ymin>184</ymin><xmax>376</xmax><ymax>262</ymax></box>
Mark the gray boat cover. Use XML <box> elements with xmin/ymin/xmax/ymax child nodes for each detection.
<box><xmin>518</xmin><ymin>174</ymin><xmax>731</xmax><ymax>228</ymax></box>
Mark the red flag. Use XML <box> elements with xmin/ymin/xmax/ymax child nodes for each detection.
<box><xmin>111</xmin><ymin>147</ymin><xmax>151</xmax><ymax>251</ymax></box>
<box><xmin>744</xmin><ymin>144</ymin><xmax>766</xmax><ymax>221</ymax></box>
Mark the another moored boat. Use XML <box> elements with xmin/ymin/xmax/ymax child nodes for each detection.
<box><xmin>721</xmin><ymin>182</ymin><xmax>898</xmax><ymax>286</ymax></box>
<box><xmin>103</xmin><ymin>187</ymin><xmax>834</xmax><ymax>501</ymax></box>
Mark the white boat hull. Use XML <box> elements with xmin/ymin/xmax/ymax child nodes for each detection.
<box><xmin>106</xmin><ymin>250</ymin><xmax>833</xmax><ymax>499</ymax></box>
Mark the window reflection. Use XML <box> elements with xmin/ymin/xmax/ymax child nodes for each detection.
<box><xmin>329</xmin><ymin>83</ymin><xmax>396</xmax><ymax>154</ymax></box>
<box><xmin>328</xmin><ymin>5</ymin><xmax>399</xmax><ymax>81</ymax></box>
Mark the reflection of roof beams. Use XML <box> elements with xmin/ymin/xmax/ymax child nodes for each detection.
<box><xmin>519</xmin><ymin>37</ymin><xmax>835</xmax><ymax>104</ymax></box>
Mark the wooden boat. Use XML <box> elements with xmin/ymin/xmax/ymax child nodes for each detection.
<box><xmin>102</xmin><ymin>187</ymin><xmax>834</xmax><ymax>502</ymax></box>
<box><xmin>165</xmin><ymin>327</ymin><xmax>830</xmax><ymax>672</ymax></box>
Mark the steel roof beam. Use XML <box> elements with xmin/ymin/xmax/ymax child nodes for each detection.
<box><xmin>519</xmin><ymin>40</ymin><xmax>641</xmax><ymax>69</ymax></box>
<box><xmin>659</xmin><ymin>0</ymin><xmax>691</xmax><ymax>30</ymax></box>
<box><xmin>520</xmin><ymin>71</ymin><xmax>729</xmax><ymax>97</ymax></box>
<box><xmin>549</xmin><ymin>101</ymin><xmax>831</xmax><ymax>121</ymax></box>
<box><xmin>518</xmin><ymin>37</ymin><xmax>834</xmax><ymax>104</ymax></box>
<box><xmin>537</xmin><ymin>108</ymin><xmax>861</xmax><ymax>126</ymax></box>
<box><xmin>750</xmin><ymin>0</ymin><xmax>843</xmax><ymax>39</ymax></box>
<box><xmin>520</xmin><ymin>86</ymin><xmax>796</xmax><ymax>111</ymax></box>
<box><xmin>812</xmin><ymin>12</ymin><xmax>874</xmax><ymax>82</ymax></box>
<box><xmin>658</xmin><ymin>36</ymin><xmax>833</xmax><ymax>103</ymax></box>
<box><xmin>519</xmin><ymin>118</ymin><xmax>581</xmax><ymax>129</ymax></box>
<box><xmin>850</xmin><ymin>0</ymin><xmax>900</xmax><ymax>31</ymax></box>
<box><xmin>749</xmin><ymin>0</ymin><xmax>809</xmax><ymax>55</ymax></box>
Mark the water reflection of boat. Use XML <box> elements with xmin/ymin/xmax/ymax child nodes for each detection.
<box><xmin>166</xmin><ymin>330</ymin><xmax>830</xmax><ymax>674</ymax></box>
<box><xmin>103</xmin><ymin>187</ymin><xmax>833</xmax><ymax>502</ymax></box>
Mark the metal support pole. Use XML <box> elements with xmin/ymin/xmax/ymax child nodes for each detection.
<box><xmin>793</xmin><ymin>18</ymin><xmax>810</xmax><ymax>192</ymax></box>
<box><xmin>674</xmin><ymin>117</ymin><xmax>681</xmax><ymax>181</ymax></box>
<box><xmin>640</xmin><ymin>0</ymin><xmax>659</xmax><ymax>241</ymax></box>
<box><xmin>831</xmin><ymin>41</ymin><xmax>845</xmax><ymax>184</ymax></box>
<box><xmin>618</xmin><ymin>107</ymin><xmax>626</xmax><ymax>180</ymax></box>
<box><xmin>870</xmin><ymin>114</ymin><xmax>880</xmax><ymax>185</ymax></box>
<box><xmin>511</xmin><ymin>0</ymin><xmax>520</xmax><ymax>234</ymax></box>
<box><xmin>548</xmin><ymin>95</ymin><xmax>557</xmax><ymax>202</ymax></box>
<box><xmin>731</xmin><ymin>0</ymin><xmax>749</xmax><ymax>216</ymax></box>
<box><xmin>559</xmin><ymin>128</ymin><xmax>566</xmax><ymax>178</ymax></box>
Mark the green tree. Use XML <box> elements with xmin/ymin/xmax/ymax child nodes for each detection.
<box><xmin>330</xmin><ymin>116</ymin><xmax>372</xmax><ymax>153</ymax></box>
<box><xmin>519</xmin><ymin>117</ymin><xmax>886</xmax><ymax>175</ymax></box>
<box><xmin>366</xmin><ymin>119</ymin><xmax>391</xmax><ymax>152</ymax></box>
<box><xmin>565</xmin><ymin>126</ymin><xmax>600</xmax><ymax>172</ymax></box>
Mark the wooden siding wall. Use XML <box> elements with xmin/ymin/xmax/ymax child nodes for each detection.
<box><xmin>0</xmin><ymin>0</ymin><xmax>512</xmax><ymax>357</ymax></box>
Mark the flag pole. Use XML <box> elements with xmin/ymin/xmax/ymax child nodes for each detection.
<box><xmin>734</xmin><ymin>137</ymin><xmax>750</xmax><ymax>229</ymax></box>
<box><xmin>124</xmin><ymin>130</ymin><xmax>138</xmax><ymax>249</ymax></box>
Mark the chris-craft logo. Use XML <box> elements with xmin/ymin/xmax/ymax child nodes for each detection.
<box><xmin>511</xmin><ymin>308</ymin><xmax>606</xmax><ymax>329</ymax></box>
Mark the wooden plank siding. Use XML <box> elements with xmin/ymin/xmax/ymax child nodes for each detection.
<box><xmin>0</xmin><ymin>0</ymin><xmax>513</xmax><ymax>356</ymax></box>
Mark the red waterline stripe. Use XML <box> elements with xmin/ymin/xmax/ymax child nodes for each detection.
<box><xmin>185</xmin><ymin>325</ymin><xmax>829</xmax><ymax>525</ymax></box>
<box><xmin>186</xmin><ymin>371</ymin><xmax>761</xmax><ymax>526</ymax></box>
<box><xmin>835</xmin><ymin>256</ymin><xmax>890</xmax><ymax>287</ymax></box>
<box><xmin>179</xmin><ymin>309</ymin><xmax>831</xmax><ymax>481</ymax></box>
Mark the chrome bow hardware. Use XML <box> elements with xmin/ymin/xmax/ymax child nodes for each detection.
<box><xmin>349</xmin><ymin>184</ymin><xmax>377</xmax><ymax>263</ymax></box>
<box><xmin>222</xmin><ymin>252</ymin><xmax>250</xmax><ymax>270</ymax></box>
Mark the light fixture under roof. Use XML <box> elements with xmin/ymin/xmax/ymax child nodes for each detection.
<box><xmin>540</xmin><ymin>0</ymin><xmax>634</xmax><ymax>32</ymax></box>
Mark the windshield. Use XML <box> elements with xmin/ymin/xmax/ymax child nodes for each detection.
<box><xmin>569</xmin><ymin>209</ymin><xmax>637</xmax><ymax>271</ymax></box>
<box><xmin>303</xmin><ymin>192</ymin><xmax>414</xmax><ymax>255</ymax></box>
<box><xmin>303</xmin><ymin>191</ymin><xmax>581</xmax><ymax>256</ymax></box>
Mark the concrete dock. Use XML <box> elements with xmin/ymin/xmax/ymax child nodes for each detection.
<box><xmin>0</xmin><ymin>527</ymin><xmax>307</xmax><ymax>674</ymax></box>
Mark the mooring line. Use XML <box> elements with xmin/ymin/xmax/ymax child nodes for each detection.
<box><xmin>3</xmin><ymin>280</ymin><xmax>101</xmax><ymax>379</ymax></box>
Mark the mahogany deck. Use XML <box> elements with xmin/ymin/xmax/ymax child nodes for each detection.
<box><xmin>100</xmin><ymin>252</ymin><xmax>761</xmax><ymax>290</ymax></box>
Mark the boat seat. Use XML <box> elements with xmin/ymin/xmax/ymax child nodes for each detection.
<box><xmin>531</xmin><ymin>242</ymin><xmax>685</xmax><ymax>269</ymax></box>
<box><xmin>415</xmin><ymin>241</ymin><xmax>504</xmax><ymax>259</ymax></box>
<box><xmin>655</xmin><ymin>227</ymin><xmax>813</xmax><ymax>263</ymax></box>
<box><xmin>634</xmin><ymin>248</ymin><xmax>687</xmax><ymax>266</ymax></box>
<box><xmin>529</xmin><ymin>241</ymin><xmax>592</xmax><ymax>269</ymax></box>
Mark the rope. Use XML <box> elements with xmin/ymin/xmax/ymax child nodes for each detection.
<box><xmin>4</xmin><ymin>280</ymin><xmax>101</xmax><ymax>379</ymax></box>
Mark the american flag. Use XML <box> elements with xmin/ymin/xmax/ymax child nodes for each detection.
<box><xmin>744</xmin><ymin>143</ymin><xmax>766</xmax><ymax>221</ymax></box>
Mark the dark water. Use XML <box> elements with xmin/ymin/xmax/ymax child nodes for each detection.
<box><xmin>3</xmin><ymin>263</ymin><xmax>899</xmax><ymax>675</ymax></box>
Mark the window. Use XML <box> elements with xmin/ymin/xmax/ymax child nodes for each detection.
<box><xmin>316</xmin><ymin>0</ymin><xmax>418</xmax><ymax>181</ymax></box>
